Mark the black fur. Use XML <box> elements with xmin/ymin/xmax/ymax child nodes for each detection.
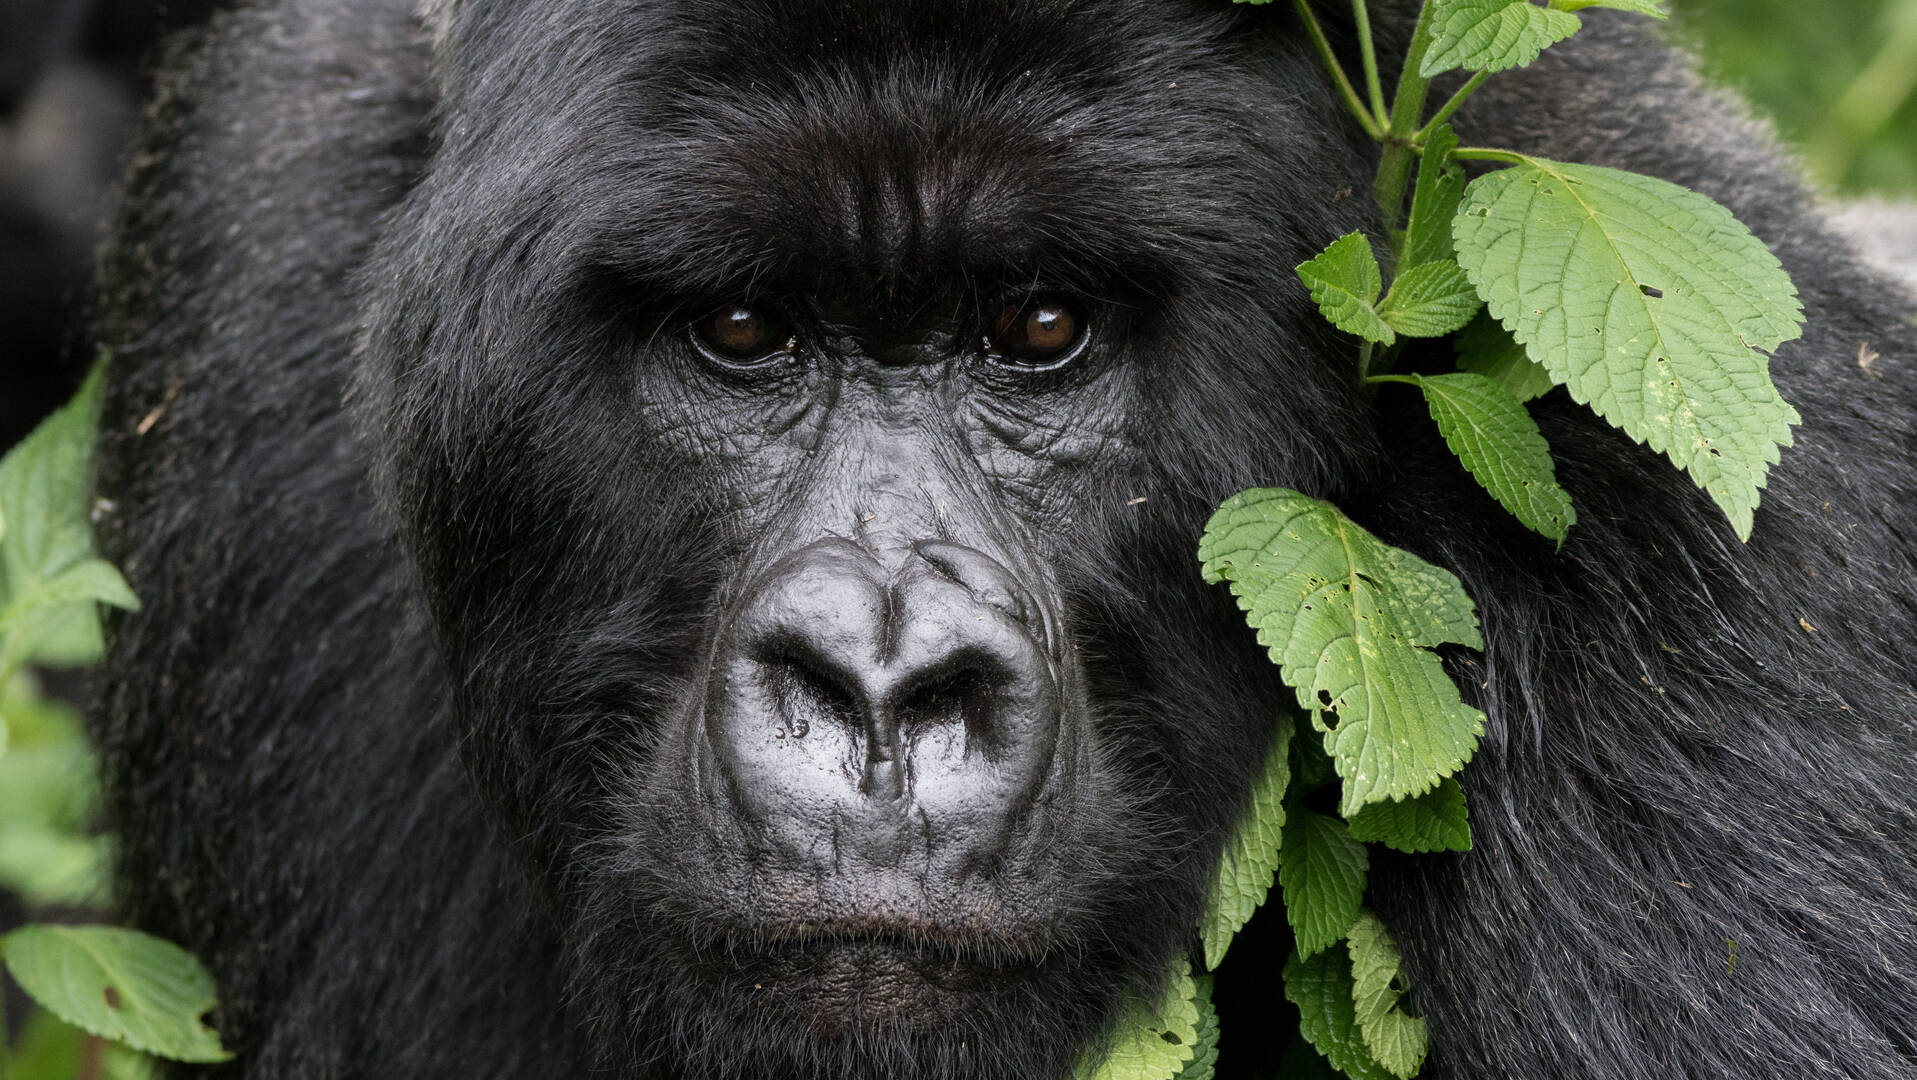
<box><xmin>90</xmin><ymin>1</ymin><xmax>1917</xmax><ymax>1078</ymax></box>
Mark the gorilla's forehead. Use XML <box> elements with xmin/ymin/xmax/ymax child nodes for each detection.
<box><xmin>445</xmin><ymin>0</ymin><xmax>1277</xmax><ymax>312</ymax></box>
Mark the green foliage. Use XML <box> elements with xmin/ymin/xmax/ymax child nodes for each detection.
<box><xmin>1345</xmin><ymin>913</ymin><xmax>1428</xmax><ymax>1079</ymax></box>
<box><xmin>1283</xmin><ymin>944</ymin><xmax>1394</xmax><ymax>1080</ymax></box>
<box><xmin>1297</xmin><ymin>233</ymin><xmax>1396</xmax><ymax>346</ymax></box>
<box><xmin>1178</xmin><ymin>977</ymin><xmax>1221</xmax><ymax>1080</ymax></box>
<box><xmin>1454</xmin><ymin>313</ymin><xmax>1556</xmax><ymax>403</ymax></box>
<box><xmin>1421</xmin><ymin>0</ymin><xmax>1583</xmax><ymax>76</ymax></box>
<box><xmin>1077</xmin><ymin>960</ymin><xmax>1202</xmax><ymax>1080</ymax></box>
<box><xmin>1452</xmin><ymin>157</ymin><xmax>1803</xmax><ymax>539</ymax></box>
<box><xmin>0</xmin><ymin>367</ymin><xmax>137</xmax><ymax>682</ymax></box>
<box><xmin>0</xmin><ymin>927</ymin><xmax>232</xmax><ymax>1064</ymax></box>
<box><xmin>1376</xmin><ymin>372</ymin><xmax>1576</xmax><ymax>543</ymax></box>
<box><xmin>1280</xmin><ymin>810</ymin><xmax>1369</xmax><ymax>959</ymax></box>
<box><xmin>1421</xmin><ymin>0</ymin><xmax>1665</xmax><ymax>77</ymax></box>
<box><xmin>1202</xmin><ymin>718</ymin><xmax>1293</xmax><ymax>969</ymax></box>
<box><xmin>1400</xmin><ymin>125</ymin><xmax>1466</xmax><ymax>271</ymax></box>
<box><xmin>0</xmin><ymin>677</ymin><xmax>109</xmax><ymax>907</ymax></box>
<box><xmin>0</xmin><ymin>364</ymin><xmax>231</xmax><ymax>1075</ymax></box>
<box><xmin>1345</xmin><ymin>777</ymin><xmax>1471</xmax><ymax>854</ymax></box>
<box><xmin>1199</xmin><ymin>490</ymin><xmax>1486</xmax><ymax>815</ymax></box>
<box><xmin>1197</xmin><ymin>2</ymin><xmax>1805</xmax><ymax>1077</ymax></box>
<box><xmin>1377</xmin><ymin>263</ymin><xmax>1481</xmax><ymax>339</ymax></box>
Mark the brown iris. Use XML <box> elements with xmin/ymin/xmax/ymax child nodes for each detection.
<box><xmin>694</xmin><ymin>304</ymin><xmax>792</xmax><ymax>363</ymax></box>
<box><xmin>987</xmin><ymin>296</ymin><xmax>1085</xmax><ymax>368</ymax></box>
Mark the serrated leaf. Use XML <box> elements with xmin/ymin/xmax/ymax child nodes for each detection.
<box><xmin>1421</xmin><ymin>0</ymin><xmax>1583</xmax><ymax>76</ymax></box>
<box><xmin>1280</xmin><ymin>810</ymin><xmax>1368</xmax><ymax>959</ymax></box>
<box><xmin>1078</xmin><ymin>957</ymin><xmax>1200</xmax><ymax>1080</ymax></box>
<box><xmin>1398</xmin><ymin>372</ymin><xmax>1576</xmax><ymax>543</ymax></box>
<box><xmin>1174</xmin><ymin>975</ymin><xmax>1220</xmax><ymax>1080</ymax></box>
<box><xmin>1452</xmin><ymin>158</ymin><xmax>1803</xmax><ymax>539</ymax></box>
<box><xmin>1552</xmin><ymin>0</ymin><xmax>1666</xmax><ymax>15</ymax></box>
<box><xmin>1455</xmin><ymin>312</ymin><xmax>1557</xmax><ymax>402</ymax></box>
<box><xmin>0</xmin><ymin>368</ymin><xmax>102</xmax><ymax>594</ymax></box>
<box><xmin>1346</xmin><ymin>777</ymin><xmax>1471</xmax><ymax>853</ymax></box>
<box><xmin>1380</xmin><ymin>262</ymin><xmax>1482</xmax><ymax>338</ymax></box>
<box><xmin>0</xmin><ymin>925</ymin><xmax>233</xmax><ymax>1063</ymax></box>
<box><xmin>1298</xmin><ymin>233</ymin><xmax>1395</xmax><ymax>345</ymax></box>
<box><xmin>0</xmin><ymin>366</ymin><xmax>135</xmax><ymax>672</ymax></box>
<box><xmin>1199</xmin><ymin>489</ymin><xmax>1486</xmax><ymax>813</ymax></box>
<box><xmin>1404</xmin><ymin>124</ymin><xmax>1467</xmax><ymax>271</ymax></box>
<box><xmin>1202</xmin><ymin>717</ymin><xmax>1293</xmax><ymax>970</ymax></box>
<box><xmin>1347</xmin><ymin>912</ymin><xmax>1429</xmax><ymax>1080</ymax></box>
<box><xmin>1283</xmin><ymin>943</ymin><xmax>1395</xmax><ymax>1080</ymax></box>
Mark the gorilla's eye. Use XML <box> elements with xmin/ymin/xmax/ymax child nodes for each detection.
<box><xmin>693</xmin><ymin>304</ymin><xmax>794</xmax><ymax>364</ymax></box>
<box><xmin>986</xmin><ymin>296</ymin><xmax>1086</xmax><ymax>369</ymax></box>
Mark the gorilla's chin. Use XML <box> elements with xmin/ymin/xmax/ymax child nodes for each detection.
<box><xmin>574</xmin><ymin>916</ymin><xmax>1111</xmax><ymax>1080</ymax></box>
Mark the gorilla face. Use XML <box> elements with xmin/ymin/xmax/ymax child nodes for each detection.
<box><xmin>358</xmin><ymin>0</ymin><xmax>1381</xmax><ymax>1075</ymax></box>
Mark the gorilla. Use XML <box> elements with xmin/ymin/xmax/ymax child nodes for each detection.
<box><xmin>88</xmin><ymin>0</ymin><xmax>1917</xmax><ymax>1077</ymax></box>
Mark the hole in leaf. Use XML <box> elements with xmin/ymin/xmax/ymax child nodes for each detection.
<box><xmin>1317</xmin><ymin>689</ymin><xmax>1334</xmax><ymax>708</ymax></box>
<box><xmin>1640</xmin><ymin>284</ymin><xmax>1664</xmax><ymax>298</ymax></box>
<box><xmin>1160</xmin><ymin>1031</ymin><xmax>1184</xmax><ymax>1046</ymax></box>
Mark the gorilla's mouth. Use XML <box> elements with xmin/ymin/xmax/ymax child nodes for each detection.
<box><xmin>727</xmin><ymin>930</ymin><xmax>1051</xmax><ymax>1031</ymax></box>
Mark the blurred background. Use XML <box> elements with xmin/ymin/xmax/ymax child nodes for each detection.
<box><xmin>3</xmin><ymin>0</ymin><xmax>1915</xmax><ymax>450</ymax></box>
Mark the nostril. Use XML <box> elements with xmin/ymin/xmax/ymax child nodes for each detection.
<box><xmin>891</xmin><ymin>650</ymin><xmax>1010</xmax><ymax>754</ymax></box>
<box><xmin>756</xmin><ymin>640</ymin><xmax>863</xmax><ymax>739</ymax></box>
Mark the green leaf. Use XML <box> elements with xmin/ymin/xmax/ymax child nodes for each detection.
<box><xmin>1396</xmin><ymin>372</ymin><xmax>1577</xmax><ymax>543</ymax></box>
<box><xmin>1403</xmin><ymin>124</ymin><xmax>1466</xmax><ymax>271</ymax></box>
<box><xmin>1379</xmin><ymin>262</ymin><xmax>1482</xmax><ymax>339</ymax></box>
<box><xmin>1346</xmin><ymin>777</ymin><xmax>1472</xmax><ymax>853</ymax></box>
<box><xmin>1347</xmin><ymin>912</ymin><xmax>1430</xmax><ymax>1080</ymax></box>
<box><xmin>0</xmin><ymin>828</ymin><xmax>111</xmax><ymax>907</ymax></box>
<box><xmin>1421</xmin><ymin>0</ymin><xmax>1583</xmax><ymax>76</ymax></box>
<box><xmin>1298</xmin><ymin>233</ymin><xmax>1395</xmax><ymax>345</ymax></box>
<box><xmin>1452</xmin><ymin>158</ymin><xmax>1803</xmax><ymax>539</ymax></box>
<box><xmin>1280</xmin><ymin>810</ymin><xmax>1369</xmax><ymax>960</ymax></box>
<box><xmin>0</xmin><ymin>368</ymin><xmax>103</xmax><ymax>592</ymax></box>
<box><xmin>1201</xmin><ymin>717</ymin><xmax>1293</xmax><ymax>970</ymax></box>
<box><xmin>1455</xmin><ymin>312</ymin><xmax>1557</xmax><ymax>402</ymax></box>
<box><xmin>0</xmin><ymin>673</ymin><xmax>98</xmax><ymax>832</ymax></box>
<box><xmin>1078</xmin><ymin>957</ymin><xmax>1201</xmax><ymax>1080</ymax></box>
<box><xmin>1551</xmin><ymin>0</ymin><xmax>1666</xmax><ymax>15</ymax></box>
<box><xmin>0</xmin><ymin>925</ymin><xmax>234</xmax><ymax>1063</ymax></box>
<box><xmin>1199</xmin><ymin>489</ymin><xmax>1486</xmax><ymax>814</ymax></box>
<box><xmin>1174</xmin><ymin>975</ymin><xmax>1220</xmax><ymax>1080</ymax></box>
<box><xmin>3</xmin><ymin>558</ymin><xmax>138</xmax><ymax>670</ymax></box>
<box><xmin>0</xmin><ymin>365</ymin><xmax>136</xmax><ymax>672</ymax></box>
<box><xmin>1283</xmin><ymin>943</ymin><xmax>1395</xmax><ymax>1080</ymax></box>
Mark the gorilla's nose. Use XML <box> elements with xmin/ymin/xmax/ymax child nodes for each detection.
<box><xmin>704</xmin><ymin>538</ymin><xmax>1062</xmax><ymax>863</ymax></box>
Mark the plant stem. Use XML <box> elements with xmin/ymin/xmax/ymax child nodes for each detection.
<box><xmin>1450</xmin><ymin>147</ymin><xmax>1528</xmax><ymax>164</ymax></box>
<box><xmin>1293</xmin><ymin>0</ymin><xmax>1386</xmax><ymax>138</ymax></box>
<box><xmin>1417</xmin><ymin>69</ymin><xmax>1489</xmax><ymax>141</ymax></box>
<box><xmin>1372</xmin><ymin>1</ymin><xmax>1439</xmax><ymax>253</ymax></box>
<box><xmin>1353</xmin><ymin>0</ymin><xmax>1389</xmax><ymax>124</ymax></box>
<box><xmin>1365</xmin><ymin>373</ymin><xmax>1419</xmax><ymax>387</ymax></box>
<box><xmin>1357</xmin><ymin>340</ymin><xmax>1378</xmax><ymax>382</ymax></box>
